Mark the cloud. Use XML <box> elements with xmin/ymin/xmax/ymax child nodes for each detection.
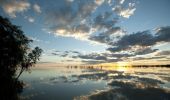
<box><xmin>44</xmin><ymin>0</ymin><xmax>135</xmax><ymax>43</ymax></box>
<box><xmin>66</xmin><ymin>0</ymin><xmax>74</xmax><ymax>2</ymax></box>
<box><xmin>119</xmin><ymin>0</ymin><xmax>125</xmax><ymax>4</ymax></box>
<box><xmin>89</xmin><ymin>33</ymin><xmax>111</xmax><ymax>44</ymax></box>
<box><xmin>44</xmin><ymin>0</ymin><xmax>97</xmax><ymax>40</ymax></box>
<box><xmin>155</xmin><ymin>26</ymin><xmax>170</xmax><ymax>42</ymax></box>
<box><xmin>92</xmin><ymin>12</ymin><xmax>117</xmax><ymax>29</ymax></box>
<box><xmin>51</xmin><ymin>48</ymin><xmax>159</xmax><ymax>64</ymax></box>
<box><xmin>81</xmin><ymin>60</ymin><xmax>105</xmax><ymax>64</ymax></box>
<box><xmin>28</xmin><ymin>17</ymin><xmax>35</xmax><ymax>23</ymax></box>
<box><xmin>134</xmin><ymin>47</ymin><xmax>158</xmax><ymax>55</ymax></box>
<box><xmin>70</xmin><ymin>51</ymin><xmax>128</xmax><ymax>64</ymax></box>
<box><xmin>113</xmin><ymin>3</ymin><xmax>136</xmax><ymax>18</ymax></box>
<box><xmin>89</xmin><ymin>27</ymin><xmax>125</xmax><ymax>44</ymax></box>
<box><xmin>50</xmin><ymin>50</ymin><xmax>81</xmax><ymax>58</ymax></box>
<box><xmin>107</xmin><ymin>26</ymin><xmax>170</xmax><ymax>57</ymax></box>
<box><xmin>107</xmin><ymin>31</ymin><xmax>156</xmax><ymax>52</ymax></box>
<box><xmin>40</xmin><ymin>0</ymin><xmax>169</xmax><ymax>64</ymax></box>
<box><xmin>61</xmin><ymin>53</ymin><xmax>69</xmax><ymax>57</ymax></box>
<box><xmin>55</xmin><ymin>50</ymin><xmax>60</xmax><ymax>52</ymax></box>
<box><xmin>88</xmin><ymin>11</ymin><xmax>126</xmax><ymax>44</ymax></box>
<box><xmin>51</xmin><ymin>51</ymin><xmax>69</xmax><ymax>57</ymax></box>
<box><xmin>33</xmin><ymin>4</ymin><xmax>41</xmax><ymax>13</ymax></box>
<box><xmin>78</xmin><ymin>53</ymin><xmax>107</xmax><ymax>61</ymax></box>
<box><xmin>47</xmin><ymin>25</ymin><xmax>170</xmax><ymax>64</ymax></box>
<box><xmin>119</xmin><ymin>7</ymin><xmax>136</xmax><ymax>18</ymax></box>
<box><xmin>69</xmin><ymin>51</ymin><xmax>81</xmax><ymax>54</ymax></box>
<box><xmin>94</xmin><ymin>0</ymin><xmax>105</xmax><ymax>5</ymax></box>
<box><xmin>102</xmin><ymin>52</ymin><xmax>133</xmax><ymax>58</ymax></box>
<box><xmin>155</xmin><ymin>50</ymin><xmax>170</xmax><ymax>56</ymax></box>
<box><xmin>24</xmin><ymin>16</ymin><xmax>35</xmax><ymax>23</ymax></box>
<box><xmin>51</xmin><ymin>53</ymin><xmax>59</xmax><ymax>56</ymax></box>
<box><xmin>132</xmin><ymin>56</ymin><xmax>166</xmax><ymax>61</ymax></box>
<box><xmin>61</xmin><ymin>59</ymin><xmax>74</xmax><ymax>62</ymax></box>
<box><xmin>107</xmin><ymin>58</ymin><xmax>123</xmax><ymax>62</ymax></box>
<box><xmin>0</xmin><ymin>0</ymin><xmax>30</xmax><ymax>18</ymax></box>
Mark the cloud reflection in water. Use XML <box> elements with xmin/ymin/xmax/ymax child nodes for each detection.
<box><xmin>21</xmin><ymin>67</ymin><xmax>170</xmax><ymax>100</ymax></box>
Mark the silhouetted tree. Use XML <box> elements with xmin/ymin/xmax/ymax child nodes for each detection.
<box><xmin>0</xmin><ymin>16</ymin><xmax>42</xmax><ymax>100</ymax></box>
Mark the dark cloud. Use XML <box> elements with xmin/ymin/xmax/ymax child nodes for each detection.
<box><xmin>70</xmin><ymin>51</ymin><xmax>81</xmax><ymax>54</ymax></box>
<box><xmin>71</xmin><ymin>52</ymin><xmax>125</xmax><ymax>64</ymax></box>
<box><xmin>51</xmin><ymin>53</ymin><xmax>59</xmax><ymax>56</ymax></box>
<box><xmin>88</xmin><ymin>11</ymin><xmax>124</xmax><ymax>44</ymax></box>
<box><xmin>49</xmin><ymin>26</ymin><xmax>170</xmax><ymax>64</ymax></box>
<box><xmin>92</xmin><ymin>12</ymin><xmax>117</xmax><ymax>29</ymax></box>
<box><xmin>78</xmin><ymin>53</ymin><xmax>107</xmax><ymax>61</ymax></box>
<box><xmin>107</xmin><ymin>30</ymin><xmax>155</xmax><ymax>52</ymax></box>
<box><xmin>155</xmin><ymin>26</ymin><xmax>170</xmax><ymax>42</ymax></box>
<box><xmin>61</xmin><ymin>59</ymin><xmax>74</xmax><ymax>62</ymax></box>
<box><xmin>106</xmin><ymin>58</ymin><xmax>123</xmax><ymax>62</ymax></box>
<box><xmin>81</xmin><ymin>60</ymin><xmax>105</xmax><ymax>64</ymax></box>
<box><xmin>71</xmin><ymin>56</ymin><xmax>78</xmax><ymax>59</ymax></box>
<box><xmin>64</xmin><ymin>51</ymin><xmax>69</xmax><ymax>53</ymax></box>
<box><xmin>155</xmin><ymin>50</ymin><xmax>170</xmax><ymax>56</ymax></box>
<box><xmin>114</xmin><ymin>31</ymin><xmax>155</xmax><ymax>47</ymax></box>
<box><xmin>56</xmin><ymin>52</ymin><xmax>98</xmax><ymax>64</ymax></box>
<box><xmin>88</xmin><ymin>26</ymin><xmax>123</xmax><ymax>44</ymax></box>
<box><xmin>107</xmin><ymin>46</ymin><xmax>129</xmax><ymax>53</ymax></box>
<box><xmin>61</xmin><ymin>53</ymin><xmax>69</xmax><ymax>57</ymax></box>
<box><xmin>44</xmin><ymin>0</ymin><xmax>134</xmax><ymax>42</ymax></box>
<box><xmin>134</xmin><ymin>48</ymin><xmax>158</xmax><ymax>55</ymax></box>
<box><xmin>108</xmin><ymin>26</ymin><xmax>170</xmax><ymax>54</ymax></box>
<box><xmin>74</xmin><ymin>24</ymin><xmax>90</xmax><ymax>34</ymax></box>
<box><xmin>50</xmin><ymin>50</ymin><xmax>82</xmax><ymax>58</ymax></box>
<box><xmin>44</xmin><ymin>0</ymin><xmax>96</xmax><ymax>39</ymax></box>
<box><xmin>76</xmin><ymin>0</ymin><xmax>97</xmax><ymax>19</ymax></box>
<box><xmin>89</xmin><ymin>33</ymin><xmax>111</xmax><ymax>44</ymax></box>
<box><xmin>132</xmin><ymin>56</ymin><xmax>165</xmax><ymax>61</ymax></box>
<box><xmin>107</xmin><ymin>27</ymin><xmax>122</xmax><ymax>35</ymax></box>
<box><xmin>106</xmin><ymin>47</ymin><xmax>158</xmax><ymax>59</ymax></box>
<box><xmin>102</xmin><ymin>53</ymin><xmax>133</xmax><ymax>58</ymax></box>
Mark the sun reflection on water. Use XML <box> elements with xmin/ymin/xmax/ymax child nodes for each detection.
<box><xmin>102</xmin><ymin>62</ymin><xmax>132</xmax><ymax>72</ymax></box>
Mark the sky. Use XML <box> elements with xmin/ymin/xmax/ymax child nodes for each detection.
<box><xmin>0</xmin><ymin>0</ymin><xmax>170</xmax><ymax>66</ymax></box>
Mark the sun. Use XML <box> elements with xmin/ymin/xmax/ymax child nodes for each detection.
<box><xmin>117</xmin><ymin>62</ymin><xmax>130</xmax><ymax>67</ymax></box>
<box><xmin>100</xmin><ymin>62</ymin><xmax>132</xmax><ymax>72</ymax></box>
<box><xmin>116</xmin><ymin>62</ymin><xmax>131</xmax><ymax>72</ymax></box>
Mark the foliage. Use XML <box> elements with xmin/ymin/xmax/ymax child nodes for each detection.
<box><xmin>0</xmin><ymin>16</ymin><xmax>42</xmax><ymax>100</ymax></box>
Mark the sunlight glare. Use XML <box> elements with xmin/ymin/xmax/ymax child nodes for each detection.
<box><xmin>116</xmin><ymin>62</ymin><xmax>132</xmax><ymax>72</ymax></box>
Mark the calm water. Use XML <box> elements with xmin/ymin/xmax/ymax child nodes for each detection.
<box><xmin>20</xmin><ymin>66</ymin><xmax>170</xmax><ymax>100</ymax></box>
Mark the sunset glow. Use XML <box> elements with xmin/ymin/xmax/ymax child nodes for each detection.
<box><xmin>1</xmin><ymin>0</ymin><xmax>170</xmax><ymax>100</ymax></box>
<box><xmin>0</xmin><ymin>0</ymin><xmax>170</xmax><ymax>66</ymax></box>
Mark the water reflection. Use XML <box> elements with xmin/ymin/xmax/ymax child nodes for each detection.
<box><xmin>21</xmin><ymin>66</ymin><xmax>170</xmax><ymax>100</ymax></box>
<box><xmin>75</xmin><ymin>84</ymin><xmax>170</xmax><ymax>100</ymax></box>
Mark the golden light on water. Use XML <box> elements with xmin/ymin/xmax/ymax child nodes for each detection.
<box><xmin>116</xmin><ymin>66</ymin><xmax>128</xmax><ymax>72</ymax></box>
<box><xmin>104</xmin><ymin>66</ymin><xmax>131</xmax><ymax>72</ymax></box>
<box><xmin>116</xmin><ymin>62</ymin><xmax>132</xmax><ymax>72</ymax></box>
<box><xmin>117</xmin><ymin>62</ymin><xmax>129</xmax><ymax>67</ymax></box>
<box><xmin>100</xmin><ymin>62</ymin><xmax>132</xmax><ymax>72</ymax></box>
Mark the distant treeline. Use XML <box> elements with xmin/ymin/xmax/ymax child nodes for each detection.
<box><xmin>66</xmin><ymin>64</ymin><xmax>170</xmax><ymax>69</ymax></box>
<box><xmin>132</xmin><ymin>65</ymin><xmax>170</xmax><ymax>68</ymax></box>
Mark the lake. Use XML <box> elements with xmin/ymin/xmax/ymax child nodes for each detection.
<box><xmin>20</xmin><ymin>66</ymin><xmax>170</xmax><ymax>100</ymax></box>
